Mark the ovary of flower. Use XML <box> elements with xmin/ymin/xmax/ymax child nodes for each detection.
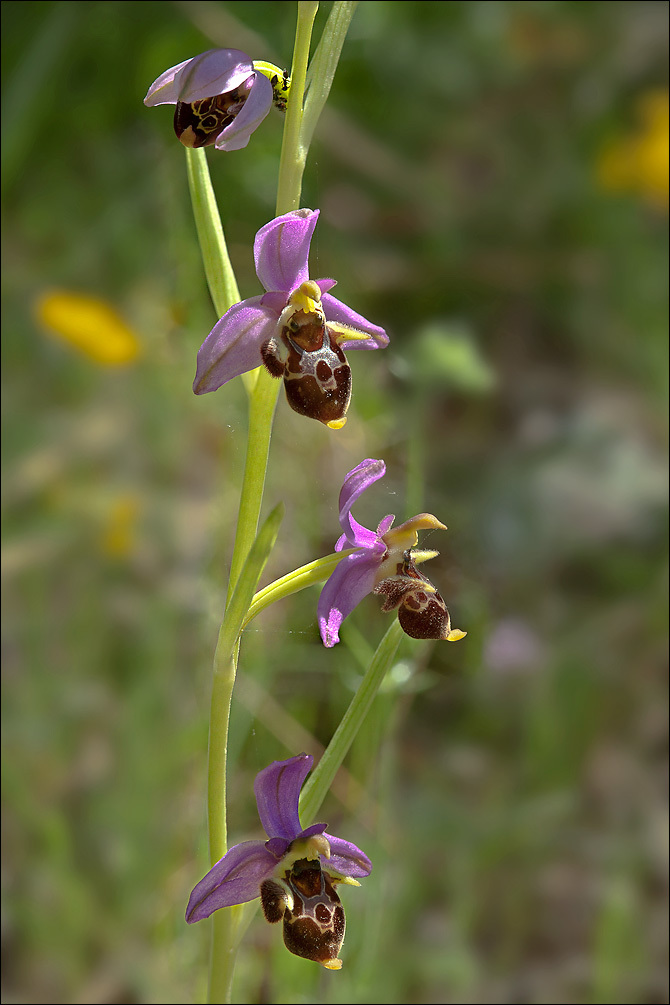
<box><xmin>36</xmin><ymin>291</ymin><xmax>140</xmax><ymax>365</ymax></box>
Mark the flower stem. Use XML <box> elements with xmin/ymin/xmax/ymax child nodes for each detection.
<box><xmin>185</xmin><ymin>147</ymin><xmax>240</xmax><ymax>317</ymax></box>
<box><xmin>208</xmin><ymin>906</ymin><xmax>243</xmax><ymax>1005</ymax></box>
<box><xmin>204</xmin><ymin>9</ymin><xmax>320</xmax><ymax>1001</ymax></box>
<box><xmin>301</xmin><ymin>1</ymin><xmax>358</xmax><ymax>151</ymax></box>
<box><xmin>198</xmin><ymin>3</ymin><xmax>359</xmax><ymax>998</ymax></box>
<box><xmin>225</xmin><ymin>375</ymin><xmax>280</xmax><ymax>601</ymax></box>
<box><xmin>298</xmin><ymin>620</ymin><xmax>404</xmax><ymax>823</ymax></box>
<box><xmin>209</xmin><ymin>503</ymin><xmax>284</xmax><ymax>862</ymax></box>
<box><xmin>243</xmin><ymin>548</ymin><xmax>355</xmax><ymax>627</ymax></box>
<box><xmin>275</xmin><ymin>0</ymin><xmax>319</xmax><ymax>214</ymax></box>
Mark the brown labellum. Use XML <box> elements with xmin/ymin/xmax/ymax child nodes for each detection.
<box><xmin>261</xmin><ymin>308</ymin><xmax>352</xmax><ymax>426</ymax></box>
<box><xmin>260</xmin><ymin>858</ymin><xmax>346</xmax><ymax>969</ymax></box>
<box><xmin>374</xmin><ymin>550</ymin><xmax>453</xmax><ymax>641</ymax></box>
<box><xmin>260</xmin><ymin>878</ymin><xmax>290</xmax><ymax>924</ymax></box>
<box><xmin>173</xmin><ymin>88</ymin><xmax>248</xmax><ymax>148</ymax></box>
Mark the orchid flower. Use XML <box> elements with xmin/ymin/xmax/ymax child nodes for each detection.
<box><xmin>318</xmin><ymin>459</ymin><xmax>467</xmax><ymax>646</ymax></box>
<box><xmin>193</xmin><ymin>209</ymin><xmax>388</xmax><ymax>428</ymax></box>
<box><xmin>144</xmin><ymin>49</ymin><xmax>274</xmax><ymax>151</ymax></box>
<box><xmin>185</xmin><ymin>754</ymin><xmax>371</xmax><ymax>970</ymax></box>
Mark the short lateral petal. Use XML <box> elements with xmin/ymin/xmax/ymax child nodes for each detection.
<box><xmin>376</xmin><ymin>514</ymin><xmax>395</xmax><ymax>536</ymax></box>
<box><xmin>324</xmin><ymin>834</ymin><xmax>373</xmax><ymax>879</ymax></box>
<box><xmin>255</xmin><ymin>209</ymin><xmax>319</xmax><ymax>293</ymax></box>
<box><xmin>185</xmin><ymin>840</ymin><xmax>277</xmax><ymax>922</ymax></box>
<box><xmin>254</xmin><ymin>754</ymin><xmax>313</xmax><ymax>841</ymax></box>
<box><xmin>338</xmin><ymin>458</ymin><xmax>387</xmax><ymax>547</ymax></box>
<box><xmin>318</xmin><ymin>551</ymin><xmax>381</xmax><ymax>648</ymax></box>
<box><xmin>193</xmin><ymin>296</ymin><xmax>276</xmax><ymax>394</ymax></box>
<box><xmin>321</xmin><ymin>292</ymin><xmax>389</xmax><ymax>350</ymax></box>
<box><xmin>215</xmin><ymin>72</ymin><xmax>273</xmax><ymax>151</ymax></box>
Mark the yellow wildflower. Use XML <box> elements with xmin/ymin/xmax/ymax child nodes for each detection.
<box><xmin>36</xmin><ymin>290</ymin><xmax>141</xmax><ymax>365</ymax></box>
<box><xmin>597</xmin><ymin>90</ymin><xmax>669</xmax><ymax>210</ymax></box>
<box><xmin>100</xmin><ymin>494</ymin><xmax>140</xmax><ymax>558</ymax></box>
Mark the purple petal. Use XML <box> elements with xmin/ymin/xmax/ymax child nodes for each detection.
<box><xmin>318</xmin><ymin>551</ymin><xmax>382</xmax><ymax>648</ymax></box>
<box><xmin>254</xmin><ymin>754</ymin><xmax>313</xmax><ymax>840</ymax></box>
<box><xmin>259</xmin><ymin>290</ymin><xmax>289</xmax><ymax>315</ymax></box>
<box><xmin>339</xmin><ymin>458</ymin><xmax>387</xmax><ymax>547</ymax></box>
<box><xmin>193</xmin><ymin>296</ymin><xmax>277</xmax><ymax>394</ymax></box>
<box><xmin>144</xmin><ymin>49</ymin><xmax>254</xmax><ymax>106</ymax></box>
<box><xmin>255</xmin><ymin>210</ymin><xmax>319</xmax><ymax>293</ymax></box>
<box><xmin>265</xmin><ymin>836</ymin><xmax>290</xmax><ymax>858</ymax></box>
<box><xmin>316</xmin><ymin>279</ymin><xmax>337</xmax><ymax>296</ymax></box>
<box><xmin>214</xmin><ymin>72</ymin><xmax>273</xmax><ymax>151</ymax></box>
<box><xmin>321</xmin><ymin>292</ymin><xmax>389</xmax><ymax>350</ymax></box>
<box><xmin>377</xmin><ymin>514</ymin><xmax>395</xmax><ymax>536</ymax></box>
<box><xmin>342</xmin><ymin>514</ymin><xmax>382</xmax><ymax>551</ymax></box>
<box><xmin>299</xmin><ymin>822</ymin><xmax>329</xmax><ymax>839</ymax></box>
<box><xmin>185</xmin><ymin>840</ymin><xmax>277</xmax><ymax>922</ymax></box>
<box><xmin>325</xmin><ymin>834</ymin><xmax>373</xmax><ymax>879</ymax></box>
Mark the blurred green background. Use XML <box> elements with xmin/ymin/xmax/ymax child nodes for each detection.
<box><xmin>2</xmin><ymin>2</ymin><xmax>668</xmax><ymax>1003</ymax></box>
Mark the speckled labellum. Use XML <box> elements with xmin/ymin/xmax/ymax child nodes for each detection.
<box><xmin>374</xmin><ymin>549</ymin><xmax>455</xmax><ymax>640</ymax></box>
<box><xmin>174</xmin><ymin>82</ymin><xmax>251</xmax><ymax>147</ymax></box>
<box><xmin>261</xmin><ymin>857</ymin><xmax>346</xmax><ymax>970</ymax></box>
<box><xmin>261</xmin><ymin>280</ymin><xmax>370</xmax><ymax>429</ymax></box>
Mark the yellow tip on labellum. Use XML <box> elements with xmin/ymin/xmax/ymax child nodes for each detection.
<box><xmin>447</xmin><ymin>629</ymin><xmax>467</xmax><ymax>642</ymax></box>
<box><xmin>36</xmin><ymin>290</ymin><xmax>140</xmax><ymax>366</ymax></box>
<box><xmin>327</xmin><ymin>417</ymin><xmax>348</xmax><ymax>430</ymax></box>
<box><xmin>322</xmin><ymin>958</ymin><xmax>343</xmax><ymax>971</ymax></box>
<box><xmin>334</xmin><ymin>875</ymin><xmax>361</xmax><ymax>888</ymax></box>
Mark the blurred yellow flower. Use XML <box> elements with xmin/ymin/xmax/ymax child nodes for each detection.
<box><xmin>100</xmin><ymin>494</ymin><xmax>140</xmax><ymax>558</ymax></box>
<box><xmin>597</xmin><ymin>90</ymin><xmax>669</xmax><ymax>210</ymax></box>
<box><xmin>36</xmin><ymin>290</ymin><xmax>141</xmax><ymax>365</ymax></box>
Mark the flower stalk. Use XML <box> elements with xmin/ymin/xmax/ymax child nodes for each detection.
<box><xmin>302</xmin><ymin>1</ymin><xmax>358</xmax><ymax>151</ymax></box>
<box><xmin>276</xmin><ymin>1</ymin><xmax>319</xmax><ymax>214</ymax></box>
<box><xmin>185</xmin><ymin>147</ymin><xmax>240</xmax><ymax>318</ymax></box>
<box><xmin>244</xmin><ymin>550</ymin><xmax>355</xmax><ymax>627</ymax></box>
<box><xmin>202</xmin><ymin>5</ymin><xmax>330</xmax><ymax>1000</ymax></box>
<box><xmin>299</xmin><ymin>620</ymin><xmax>404</xmax><ymax>823</ymax></box>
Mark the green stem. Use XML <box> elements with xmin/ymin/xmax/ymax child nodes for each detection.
<box><xmin>206</xmin><ymin>9</ymin><xmax>320</xmax><ymax>1000</ymax></box>
<box><xmin>226</xmin><ymin>0</ymin><xmax>320</xmax><ymax>602</ymax></box>
<box><xmin>225</xmin><ymin>374</ymin><xmax>280</xmax><ymax>602</ymax></box>
<box><xmin>207</xmin><ymin>646</ymin><xmax>238</xmax><ymax>870</ymax></box>
<box><xmin>209</xmin><ymin>503</ymin><xmax>284</xmax><ymax>862</ymax></box>
<box><xmin>275</xmin><ymin>1</ymin><xmax>319</xmax><ymax>213</ymax></box>
<box><xmin>299</xmin><ymin>620</ymin><xmax>404</xmax><ymax>823</ymax></box>
<box><xmin>208</xmin><ymin>907</ymin><xmax>243</xmax><ymax>1005</ymax></box>
<box><xmin>301</xmin><ymin>1</ymin><xmax>358</xmax><ymax>152</ymax></box>
<box><xmin>185</xmin><ymin>147</ymin><xmax>240</xmax><ymax>316</ymax></box>
<box><xmin>243</xmin><ymin>549</ymin><xmax>355</xmax><ymax>627</ymax></box>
